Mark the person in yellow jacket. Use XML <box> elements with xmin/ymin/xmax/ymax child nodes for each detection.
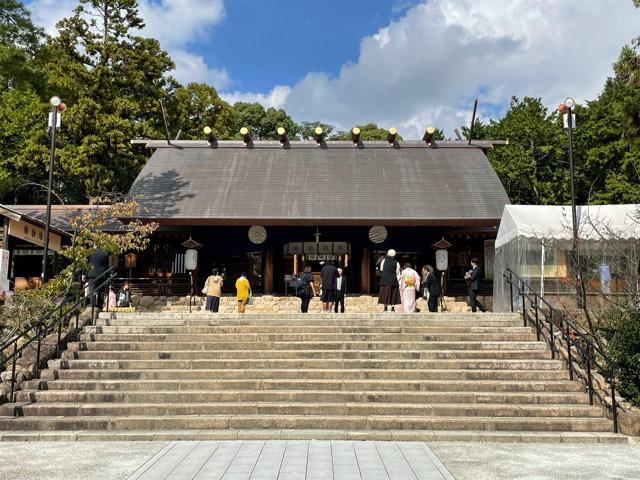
<box><xmin>235</xmin><ymin>272</ymin><xmax>251</xmax><ymax>313</ymax></box>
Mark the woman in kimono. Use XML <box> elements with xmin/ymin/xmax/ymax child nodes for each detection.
<box><xmin>399</xmin><ymin>262</ymin><xmax>421</xmax><ymax>313</ymax></box>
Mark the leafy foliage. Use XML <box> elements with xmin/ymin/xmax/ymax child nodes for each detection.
<box><xmin>0</xmin><ymin>199</ymin><xmax>156</xmax><ymax>338</ymax></box>
<box><xmin>299</xmin><ymin>121</ymin><xmax>337</xmax><ymax>140</ymax></box>
<box><xmin>232</xmin><ymin>102</ymin><xmax>299</xmax><ymax>140</ymax></box>
<box><xmin>600</xmin><ymin>309</ymin><xmax>640</xmax><ymax>406</ymax></box>
<box><xmin>331</xmin><ymin>123</ymin><xmax>405</xmax><ymax>141</ymax></box>
<box><xmin>0</xmin><ymin>0</ymin><xmax>44</xmax><ymax>89</ymax></box>
<box><xmin>166</xmin><ymin>83</ymin><xmax>237</xmax><ymax>140</ymax></box>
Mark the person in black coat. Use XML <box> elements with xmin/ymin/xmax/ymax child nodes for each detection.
<box><xmin>422</xmin><ymin>265</ymin><xmax>440</xmax><ymax>312</ymax></box>
<box><xmin>298</xmin><ymin>266</ymin><xmax>316</xmax><ymax>313</ymax></box>
<box><xmin>320</xmin><ymin>261</ymin><xmax>338</xmax><ymax>313</ymax></box>
<box><xmin>334</xmin><ymin>267</ymin><xmax>347</xmax><ymax>313</ymax></box>
<box><xmin>466</xmin><ymin>257</ymin><xmax>487</xmax><ymax>312</ymax></box>
<box><xmin>378</xmin><ymin>249</ymin><xmax>401</xmax><ymax>312</ymax></box>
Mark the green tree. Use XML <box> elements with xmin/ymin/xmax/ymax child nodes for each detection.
<box><xmin>37</xmin><ymin>0</ymin><xmax>174</xmax><ymax>201</ymax></box>
<box><xmin>466</xmin><ymin>97</ymin><xmax>568</xmax><ymax>205</ymax></box>
<box><xmin>166</xmin><ymin>83</ymin><xmax>237</xmax><ymax>140</ymax></box>
<box><xmin>331</xmin><ymin>123</ymin><xmax>405</xmax><ymax>141</ymax></box>
<box><xmin>573</xmin><ymin>47</ymin><xmax>640</xmax><ymax>203</ymax></box>
<box><xmin>0</xmin><ymin>86</ymin><xmax>49</xmax><ymax>202</ymax></box>
<box><xmin>233</xmin><ymin>102</ymin><xmax>299</xmax><ymax>140</ymax></box>
<box><xmin>0</xmin><ymin>0</ymin><xmax>45</xmax><ymax>89</ymax></box>
<box><xmin>299</xmin><ymin>121</ymin><xmax>336</xmax><ymax>140</ymax></box>
<box><xmin>461</xmin><ymin>119</ymin><xmax>492</xmax><ymax>141</ymax></box>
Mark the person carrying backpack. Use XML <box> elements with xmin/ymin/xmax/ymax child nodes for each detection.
<box><xmin>297</xmin><ymin>266</ymin><xmax>316</xmax><ymax>313</ymax></box>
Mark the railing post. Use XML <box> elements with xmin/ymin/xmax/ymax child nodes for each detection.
<box><xmin>586</xmin><ymin>344</ymin><xmax>594</xmax><ymax>405</ymax></box>
<box><xmin>9</xmin><ymin>340</ymin><xmax>17</xmax><ymax>403</ymax></box>
<box><xmin>56</xmin><ymin>320</ymin><xmax>62</xmax><ymax>358</ymax></box>
<box><xmin>521</xmin><ymin>284</ymin><xmax>527</xmax><ymax>326</ymax></box>
<box><xmin>91</xmin><ymin>289</ymin><xmax>96</xmax><ymax>324</ymax></box>
<box><xmin>509</xmin><ymin>271</ymin><xmax>514</xmax><ymax>313</ymax></box>
<box><xmin>35</xmin><ymin>325</ymin><xmax>42</xmax><ymax>379</ymax></box>
<box><xmin>549</xmin><ymin>310</ymin><xmax>555</xmax><ymax>359</ymax></box>
<box><xmin>566</xmin><ymin>321</ymin><xmax>573</xmax><ymax>381</ymax></box>
<box><xmin>534</xmin><ymin>295</ymin><xmax>540</xmax><ymax>341</ymax></box>
<box><xmin>611</xmin><ymin>381</ymin><xmax>619</xmax><ymax>434</ymax></box>
<box><xmin>75</xmin><ymin>310</ymin><xmax>80</xmax><ymax>331</ymax></box>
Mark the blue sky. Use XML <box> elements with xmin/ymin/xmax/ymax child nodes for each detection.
<box><xmin>205</xmin><ymin>0</ymin><xmax>420</xmax><ymax>92</ymax></box>
<box><xmin>26</xmin><ymin>0</ymin><xmax>640</xmax><ymax>138</ymax></box>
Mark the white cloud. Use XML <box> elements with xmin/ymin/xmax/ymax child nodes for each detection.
<box><xmin>26</xmin><ymin>0</ymin><xmax>227</xmax><ymax>88</ymax></box>
<box><xmin>171</xmin><ymin>50</ymin><xmax>230</xmax><ymax>89</ymax></box>
<box><xmin>278</xmin><ymin>0</ymin><xmax>640</xmax><ymax>139</ymax></box>
<box><xmin>26</xmin><ymin>0</ymin><xmax>640</xmax><ymax>137</ymax></box>
<box><xmin>221</xmin><ymin>86</ymin><xmax>292</xmax><ymax>109</ymax></box>
<box><xmin>138</xmin><ymin>0</ymin><xmax>224</xmax><ymax>50</ymax></box>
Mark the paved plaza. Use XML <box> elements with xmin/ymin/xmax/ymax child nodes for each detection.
<box><xmin>0</xmin><ymin>440</ymin><xmax>639</xmax><ymax>480</ymax></box>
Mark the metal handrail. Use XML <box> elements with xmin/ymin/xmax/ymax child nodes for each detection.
<box><xmin>0</xmin><ymin>267</ymin><xmax>117</xmax><ymax>405</ymax></box>
<box><xmin>504</xmin><ymin>268</ymin><xmax>620</xmax><ymax>433</ymax></box>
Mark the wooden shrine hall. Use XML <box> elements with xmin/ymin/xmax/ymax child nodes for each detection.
<box><xmin>121</xmin><ymin>136</ymin><xmax>510</xmax><ymax>297</ymax></box>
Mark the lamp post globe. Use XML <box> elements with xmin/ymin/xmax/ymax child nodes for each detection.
<box><xmin>49</xmin><ymin>96</ymin><xmax>61</xmax><ymax>107</ymax></box>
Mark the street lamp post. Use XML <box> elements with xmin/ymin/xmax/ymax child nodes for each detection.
<box><xmin>41</xmin><ymin>96</ymin><xmax>66</xmax><ymax>283</ymax></box>
<box><xmin>559</xmin><ymin>97</ymin><xmax>582</xmax><ymax>307</ymax></box>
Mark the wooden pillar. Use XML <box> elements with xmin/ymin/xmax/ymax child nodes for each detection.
<box><xmin>293</xmin><ymin>254</ymin><xmax>298</xmax><ymax>274</ymax></box>
<box><xmin>360</xmin><ymin>248</ymin><xmax>371</xmax><ymax>294</ymax></box>
<box><xmin>1</xmin><ymin>217</ymin><xmax>9</xmax><ymax>250</ymax></box>
<box><xmin>264</xmin><ymin>249</ymin><xmax>274</xmax><ymax>294</ymax></box>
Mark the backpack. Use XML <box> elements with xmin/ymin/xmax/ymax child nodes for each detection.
<box><xmin>294</xmin><ymin>275</ymin><xmax>307</xmax><ymax>297</ymax></box>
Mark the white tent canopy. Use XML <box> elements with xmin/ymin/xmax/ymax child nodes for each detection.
<box><xmin>493</xmin><ymin>204</ymin><xmax>640</xmax><ymax>312</ymax></box>
<box><xmin>496</xmin><ymin>205</ymin><xmax>640</xmax><ymax>248</ymax></box>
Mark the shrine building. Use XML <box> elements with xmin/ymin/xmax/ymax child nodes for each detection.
<box><xmin>117</xmin><ymin>136</ymin><xmax>509</xmax><ymax>297</ymax></box>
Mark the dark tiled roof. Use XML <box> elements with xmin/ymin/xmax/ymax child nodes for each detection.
<box><xmin>0</xmin><ymin>205</ymin><xmax>71</xmax><ymax>237</ymax></box>
<box><xmin>8</xmin><ymin>205</ymin><xmax>124</xmax><ymax>232</ymax></box>
<box><xmin>127</xmin><ymin>141</ymin><xmax>510</xmax><ymax>226</ymax></box>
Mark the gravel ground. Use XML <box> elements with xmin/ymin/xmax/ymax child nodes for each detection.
<box><xmin>429</xmin><ymin>442</ymin><xmax>640</xmax><ymax>480</ymax></box>
<box><xmin>0</xmin><ymin>441</ymin><xmax>166</xmax><ymax>480</ymax></box>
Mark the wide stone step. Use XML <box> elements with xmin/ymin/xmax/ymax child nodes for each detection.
<box><xmin>14</xmin><ymin>402</ymin><xmax>602</xmax><ymax>418</ymax></box>
<box><xmin>53</xmin><ymin>358</ymin><xmax>566</xmax><ymax>371</ymax></box>
<box><xmin>16</xmin><ymin>388</ymin><xmax>588</xmax><ymax>405</ymax></box>
<box><xmin>98</xmin><ymin>319</ymin><xmax>524</xmax><ymax>328</ymax></box>
<box><xmin>0</xmin><ymin>429</ymin><xmax>628</xmax><ymax>443</ymax></box>
<box><xmin>29</xmin><ymin>376</ymin><xmax>583</xmax><ymax>393</ymax></box>
<box><xmin>0</xmin><ymin>414</ymin><xmax>614</xmax><ymax>432</ymax></box>
<box><xmin>48</xmin><ymin>362</ymin><xmax>571</xmax><ymax>382</ymax></box>
<box><xmin>70</xmin><ymin>341</ymin><xmax>546</xmax><ymax>352</ymax></box>
<box><xmin>80</xmin><ymin>332</ymin><xmax>537</xmax><ymax>342</ymax></box>
<box><xmin>64</xmin><ymin>348</ymin><xmax>551</xmax><ymax>361</ymax></box>
<box><xmin>39</xmin><ymin>372</ymin><xmax>583</xmax><ymax>392</ymax></box>
<box><xmin>98</xmin><ymin>312</ymin><xmax>520</xmax><ymax>320</ymax></box>
<box><xmin>28</xmin><ymin>377</ymin><xmax>576</xmax><ymax>394</ymax></box>
<box><xmin>87</xmin><ymin>325</ymin><xmax>533</xmax><ymax>334</ymax></box>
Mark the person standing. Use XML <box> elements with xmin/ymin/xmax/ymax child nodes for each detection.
<box><xmin>235</xmin><ymin>272</ymin><xmax>251</xmax><ymax>313</ymax></box>
<box><xmin>378</xmin><ymin>249</ymin><xmax>401</xmax><ymax>312</ymax></box>
<box><xmin>203</xmin><ymin>268</ymin><xmax>223</xmax><ymax>313</ymax></box>
<box><xmin>422</xmin><ymin>265</ymin><xmax>440</xmax><ymax>312</ymax></box>
<box><xmin>320</xmin><ymin>261</ymin><xmax>338</xmax><ymax>313</ymax></box>
<box><xmin>466</xmin><ymin>257</ymin><xmax>487</xmax><ymax>312</ymax></box>
<box><xmin>334</xmin><ymin>267</ymin><xmax>347</xmax><ymax>313</ymax></box>
<box><xmin>299</xmin><ymin>266</ymin><xmax>316</xmax><ymax>313</ymax></box>
<box><xmin>105</xmin><ymin>286</ymin><xmax>117</xmax><ymax>311</ymax></box>
<box><xmin>117</xmin><ymin>282</ymin><xmax>132</xmax><ymax>307</ymax></box>
<box><xmin>399</xmin><ymin>263</ymin><xmax>421</xmax><ymax>313</ymax></box>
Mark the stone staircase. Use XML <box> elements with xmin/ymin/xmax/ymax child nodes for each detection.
<box><xmin>0</xmin><ymin>312</ymin><xmax>628</xmax><ymax>443</ymax></box>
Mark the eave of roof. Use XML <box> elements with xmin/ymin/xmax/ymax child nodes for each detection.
<box><xmin>0</xmin><ymin>205</ymin><xmax>71</xmax><ymax>237</ymax></box>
